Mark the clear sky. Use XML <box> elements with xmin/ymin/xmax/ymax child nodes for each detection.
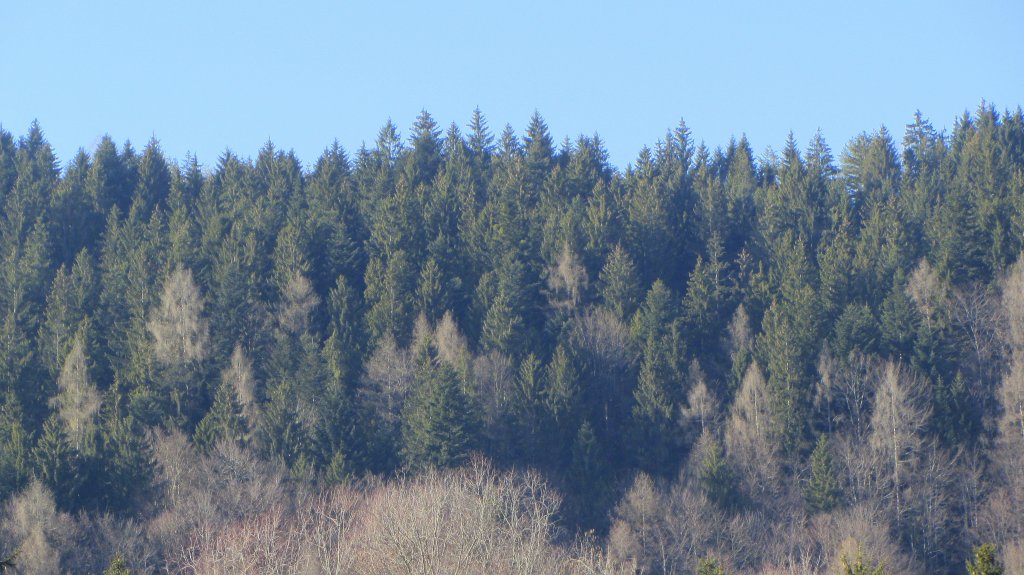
<box><xmin>2</xmin><ymin>0</ymin><xmax>1023</xmax><ymax>172</ymax></box>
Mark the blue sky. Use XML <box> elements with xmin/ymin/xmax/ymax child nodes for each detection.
<box><xmin>2</xmin><ymin>0</ymin><xmax>1022</xmax><ymax>171</ymax></box>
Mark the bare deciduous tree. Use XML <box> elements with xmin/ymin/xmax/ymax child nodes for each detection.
<box><xmin>223</xmin><ymin>343</ymin><xmax>257</xmax><ymax>424</ymax></box>
<box><xmin>728</xmin><ymin>304</ymin><xmax>753</xmax><ymax>357</ymax></box>
<box><xmin>433</xmin><ymin>311</ymin><xmax>470</xmax><ymax>377</ymax></box>
<box><xmin>150</xmin><ymin>435</ymin><xmax>288</xmax><ymax>574</ymax></box>
<box><xmin>50</xmin><ymin>332</ymin><xmax>100</xmax><ymax>450</ymax></box>
<box><xmin>569</xmin><ymin>307</ymin><xmax>632</xmax><ymax>371</ymax></box>
<box><xmin>149</xmin><ymin>265</ymin><xmax>210</xmax><ymax>366</ymax></box>
<box><xmin>950</xmin><ymin>283</ymin><xmax>1006</xmax><ymax>391</ymax></box>
<box><xmin>547</xmin><ymin>243</ymin><xmax>588</xmax><ymax>311</ymax></box>
<box><xmin>360</xmin><ymin>335</ymin><xmax>416</xmax><ymax>431</ymax></box>
<box><xmin>725</xmin><ymin>361</ymin><xmax>781</xmax><ymax>496</ymax></box>
<box><xmin>819</xmin><ymin>503</ymin><xmax>921</xmax><ymax>575</ymax></box>
<box><xmin>277</xmin><ymin>272</ymin><xmax>319</xmax><ymax>336</ymax></box>
<box><xmin>680</xmin><ymin>367</ymin><xmax>719</xmax><ymax>441</ymax></box>
<box><xmin>906</xmin><ymin>258</ymin><xmax>947</xmax><ymax>331</ymax></box>
<box><xmin>868</xmin><ymin>361</ymin><xmax>931</xmax><ymax>531</ymax></box>
<box><xmin>1001</xmin><ymin>253</ymin><xmax>1024</xmax><ymax>350</ymax></box>
<box><xmin>471</xmin><ymin>350</ymin><xmax>516</xmax><ymax>430</ymax></box>
<box><xmin>179</xmin><ymin>460</ymin><xmax>608</xmax><ymax>575</ymax></box>
<box><xmin>2</xmin><ymin>480</ymin><xmax>76</xmax><ymax>575</ymax></box>
<box><xmin>999</xmin><ymin>353</ymin><xmax>1024</xmax><ymax>451</ymax></box>
<box><xmin>607</xmin><ymin>473</ymin><xmax>670</xmax><ymax>574</ymax></box>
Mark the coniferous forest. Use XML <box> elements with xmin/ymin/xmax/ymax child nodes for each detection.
<box><xmin>1</xmin><ymin>104</ymin><xmax>1023</xmax><ymax>574</ymax></box>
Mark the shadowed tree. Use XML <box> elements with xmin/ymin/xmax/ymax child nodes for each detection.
<box><xmin>805</xmin><ymin>433</ymin><xmax>842</xmax><ymax>513</ymax></box>
<box><xmin>402</xmin><ymin>360</ymin><xmax>478</xmax><ymax>471</ymax></box>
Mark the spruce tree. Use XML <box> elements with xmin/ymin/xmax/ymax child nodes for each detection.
<box><xmin>193</xmin><ymin>377</ymin><xmax>247</xmax><ymax>450</ymax></box>
<box><xmin>98</xmin><ymin>414</ymin><xmax>156</xmax><ymax>514</ymax></box>
<box><xmin>0</xmin><ymin>392</ymin><xmax>30</xmax><ymax>500</ymax></box>
<box><xmin>599</xmin><ymin>244</ymin><xmax>641</xmax><ymax>320</ymax></box>
<box><xmin>136</xmin><ymin>138</ymin><xmax>171</xmax><ymax>215</ymax></box>
<box><xmin>542</xmin><ymin>344</ymin><xmax>580</xmax><ymax>462</ymax></box>
<box><xmin>257</xmin><ymin>381</ymin><xmax>308</xmax><ymax>469</ymax></box>
<box><xmin>698</xmin><ymin>431</ymin><xmax>737</xmax><ymax>511</ymax></box>
<box><xmin>401</xmin><ymin>361</ymin><xmax>477</xmax><ymax>471</ymax></box>
<box><xmin>804</xmin><ymin>434</ymin><xmax>841</xmax><ymax>513</ymax></box>
<box><xmin>966</xmin><ymin>544</ymin><xmax>1004</xmax><ymax>575</ymax></box>
<box><xmin>33</xmin><ymin>415</ymin><xmax>82</xmax><ymax>510</ymax></box>
<box><xmin>104</xmin><ymin>555</ymin><xmax>131</xmax><ymax>575</ymax></box>
<box><xmin>632</xmin><ymin>336</ymin><xmax>677</xmax><ymax>474</ymax></box>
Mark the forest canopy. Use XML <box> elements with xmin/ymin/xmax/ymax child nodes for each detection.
<box><xmin>1</xmin><ymin>103</ymin><xmax>1023</xmax><ymax>574</ymax></box>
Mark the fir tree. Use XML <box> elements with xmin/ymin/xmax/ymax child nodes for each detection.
<box><xmin>33</xmin><ymin>415</ymin><xmax>82</xmax><ymax>510</ymax></box>
<box><xmin>966</xmin><ymin>544</ymin><xmax>1004</xmax><ymax>575</ymax></box>
<box><xmin>257</xmin><ymin>381</ymin><xmax>308</xmax><ymax>469</ymax></box>
<box><xmin>599</xmin><ymin>244</ymin><xmax>641</xmax><ymax>320</ymax></box>
<box><xmin>401</xmin><ymin>361</ymin><xmax>478</xmax><ymax>471</ymax></box>
<box><xmin>104</xmin><ymin>555</ymin><xmax>131</xmax><ymax>575</ymax></box>
<box><xmin>698</xmin><ymin>431</ymin><xmax>737</xmax><ymax>510</ymax></box>
<box><xmin>98</xmin><ymin>414</ymin><xmax>156</xmax><ymax>514</ymax></box>
<box><xmin>0</xmin><ymin>392</ymin><xmax>30</xmax><ymax>499</ymax></box>
<box><xmin>193</xmin><ymin>377</ymin><xmax>247</xmax><ymax>450</ymax></box>
<box><xmin>804</xmin><ymin>433</ymin><xmax>841</xmax><ymax>513</ymax></box>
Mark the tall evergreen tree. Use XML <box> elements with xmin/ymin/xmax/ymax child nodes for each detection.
<box><xmin>401</xmin><ymin>360</ymin><xmax>478</xmax><ymax>471</ymax></box>
<box><xmin>804</xmin><ymin>433</ymin><xmax>841</xmax><ymax>513</ymax></box>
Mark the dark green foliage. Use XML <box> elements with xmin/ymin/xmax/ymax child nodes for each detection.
<box><xmin>0</xmin><ymin>128</ymin><xmax>16</xmax><ymax>202</ymax></box>
<box><xmin>698</xmin><ymin>433</ymin><xmax>737</xmax><ymax>510</ymax></box>
<box><xmin>681</xmin><ymin>255</ymin><xmax>722</xmax><ymax>354</ymax></box>
<box><xmin>193</xmin><ymin>378</ymin><xmax>247</xmax><ymax>450</ymax></box>
<box><xmin>97</xmin><ymin>414</ymin><xmax>156</xmax><ymax>514</ymax></box>
<box><xmin>33</xmin><ymin>415</ymin><xmax>82</xmax><ymax>510</ymax></box>
<box><xmin>508</xmin><ymin>353</ymin><xmax>545</xmax><ymax>463</ymax></box>
<box><xmin>364</xmin><ymin>250</ymin><xmax>415</xmax><ymax>345</ymax></box>
<box><xmin>878</xmin><ymin>275</ymin><xmax>917</xmax><ymax>359</ymax></box>
<box><xmin>538</xmin><ymin>344</ymin><xmax>582</xmax><ymax>466</ymax></box>
<box><xmin>932</xmin><ymin>372</ymin><xmax>981</xmax><ymax>447</ymax></box>
<box><xmin>570</xmin><ymin>420</ymin><xmax>605</xmax><ymax>487</ymax></box>
<box><xmin>257</xmin><ymin>381</ymin><xmax>308</xmax><ymax>469</ymax></box>
<box><xmin>406</xmin><ymin>110</ymin><xmax>443</xmax><ymax>188</ymax></box>
<box><xmin>0</xmin><ymin>392</ymin><xmax>30</xmax><ymax>499</ymax></box>
<box><xmin>631</xmin><ymin>335</ymin><xmax>678</xmax><ymax>474</ymax></box>
<box><xmin>599</xmin><ymin>244</ymin><xmax>641</xmax><ymax>320</ymax></box>
<box><xmin>136</xmin><ymin>138</ymin><xmax>171</xmax><ymax>215</ymax></box>
<box><xmin>832</xmin><ymin>303</ymin><xmax>880</xmax><ymax>359</ymax></box>
<box><xmin>401</xmin><ymin>361</ymin><xmax>478</xmax><ymax>471</ymax></box>
<box><xmin>804</xmin><ymin>434</ymin><xmax>841</xmax><ymax>513</ymax></box>
<box><xmin>759</xmin><ymin>301</ymin><xmax>812</xmax><ymax>456</ymax></box>
<box><xmin>0</xmin><ymin>109</ymin><xmax>1022</xmax><ymax>569</ymax></box>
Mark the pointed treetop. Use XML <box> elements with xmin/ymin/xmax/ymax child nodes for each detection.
<box><xmin>806</xmin><ymin>129</ymin><xmax>835</xmax><ymax>178</ymax></box>
<box><xmin>525</xmin><ymin>111</ymin><xmax>554</xmax><ymax>175</ymax></box>
<box><xmin>468</xmin><ymin>107</ymin><xmax>494</xmax><ymax>156</ymax></box>
<box><xmin>412</xmin><ymin>110</ymin><xmax>441</xmax><ymax>142</ymax></box>
<box><xmin>782</xmin><ymin>132</ymin><xmax>802</xmax><ymax>170</ymax></box>
<box><xmin>376</xmin><ymin>119</ymin><xmax>403</xmax><ymax>163</ymax></box>
<box><xmin>499</xmin><ymin>124</ymin><xmax>521</xmax><ymax>159</ymax></box>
